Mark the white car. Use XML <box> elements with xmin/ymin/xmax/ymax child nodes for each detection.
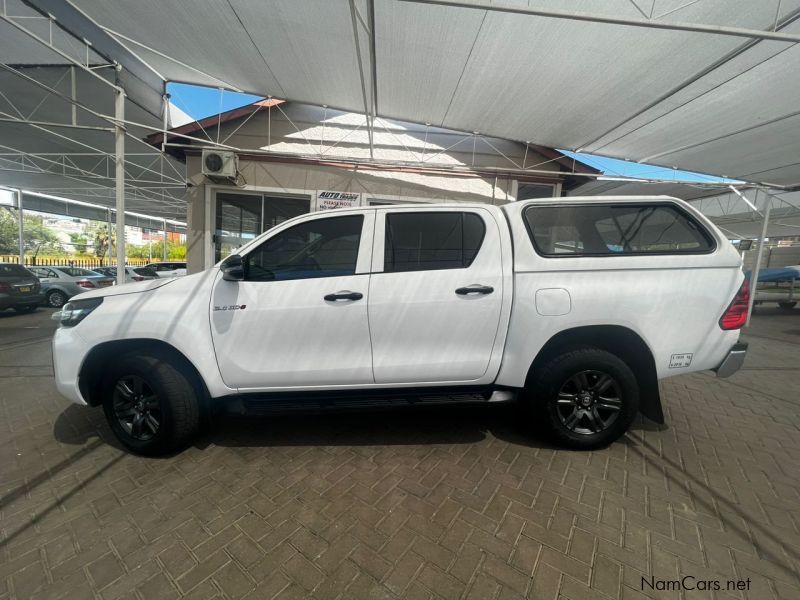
<box><xmin>144</xmin><ymin>261</ymin><xmax>187</xmax><ymax>278</ymax></box>
<box><xmin>92</xmin><ymin>266</ymin><xmax>160</xmax><ymax>283</ymax></box>
<box><xmin>52</xmin><ymin>197</ymin><xmax>747</xmax><ymax>455</ymax></box>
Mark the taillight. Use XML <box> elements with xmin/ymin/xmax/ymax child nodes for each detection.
<box><xmin>0</xmin><ymin>282</ymin><xmax>10</xmax><ymax>292</ymax></box>
<box><xmin>76</xmin><ymin>280</ymin><xmax>95</xmax><ymax>289</ymax></box>
<box><xmin>719</xmin><ymin>279</ymin><xmax>750</xmax><ymax>330</ymax></box>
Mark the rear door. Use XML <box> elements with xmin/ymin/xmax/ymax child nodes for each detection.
<box><xmin>368</xmin><ymin>207</ymin><xmax>507</xmax><ymax>384</ymax></box>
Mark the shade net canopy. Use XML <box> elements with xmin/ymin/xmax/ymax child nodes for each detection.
<box><xmin>2</xmin><ymin>0</ymin><xmax>800</xmax><ymax>224</ymax></box>
<box><xmin>56</xmin><ymin>0</ymin><xmax>800</xmax><ymax>188</ymax></box>
<box><xmin>0</xmin><ymin>0</ymin><xmax>185</xmax><ymax>219</ymax></box>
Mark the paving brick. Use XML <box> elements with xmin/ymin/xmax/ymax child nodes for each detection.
<box><xmin>211</xmin><ymin>560</ymin><xmax>254</xmax><ymax>599</ymax></box>
<box><xmin>3</xmin><ymin>316</ymin><xmax>800</xmax><ymax>599</ymax></box>
<box><xmin>416</xmin><ymin>563</ymin><xmax>465</xmax><ymax>600</ymax></box>
<box><xmin>86</xmin><ymin>552</ymin><xmax>126</xmax><ymax>590</ymax></box>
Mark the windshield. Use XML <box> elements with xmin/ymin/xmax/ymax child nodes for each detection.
<box><xmin>54</xmin><ymin>267</ymin><xmax>104</xmax><ymax>277</ymax></box>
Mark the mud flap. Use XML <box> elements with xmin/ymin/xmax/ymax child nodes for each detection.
<box><xmin>638</xmin><ymin>378</ymin><xmax>664</xmax><ymax>424</ymax></box>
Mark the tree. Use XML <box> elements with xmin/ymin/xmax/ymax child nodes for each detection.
<box><xmin>0</xmin><ymin>208</ymin><xmax>65</xmax><ymax>256</ymax></box>
<box><xmin>89</xmin><ymin>223</ymin><xmax>114</xmax><ymax>264</ymax></box>
<box><xmin>69</xmin><ymin>232</ymin><xmax>89</xmax><ymax>253</ymax></box>
<box><xmin>126</xmin><ymin>239</ymin><xmax>187</xmax><ymax>260</ymax></box>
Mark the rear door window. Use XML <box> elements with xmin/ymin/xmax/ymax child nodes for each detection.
<box><xmin>384</xmin><ymin>212</ymin><xmax>486</xmax><ymax>272</ymax></box>
<box><xmin>524</xmin><ymin>204</ymin><xmax>715</xmax><ymax>256</ymax></box>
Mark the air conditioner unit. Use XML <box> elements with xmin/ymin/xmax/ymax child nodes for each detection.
<box><xmin>201</xmin><ymin>150</ymin><xmax>238</xmax><ymax>179</ymax></box>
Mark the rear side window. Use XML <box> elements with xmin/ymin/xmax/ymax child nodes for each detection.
<box><xmin>524</xmin><ymin>204</ymin><xmax>715</xmax><ymax>256</ymax></box>
<box><xmin>384</xmin><ymin>212</ymin><xmax>486</xmax><ymax>273</ymax></box>
<box><xmin>134</xmin><ymin>267</ymin><xmax>158</xmax><ymax>277</ymax></box>
<box><xmin>55</xmin><ymin>267</ymin><xmax>100</xmax><ymax>277</ymax></box>
<box><xmin>0</xmin><ymin>264</ymin><xmax>32</xmax><ymax>277</ymax></box>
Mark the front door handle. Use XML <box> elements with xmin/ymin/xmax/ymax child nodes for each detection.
<box><xmin>455</xmin><ymin>284</ymin><xmax>494</xmax><ymax>296</ymax></box>
<box><xmin>324</xmin><ymin>291</ymin><xmax>363</xmax><ymax>302</ymax></box>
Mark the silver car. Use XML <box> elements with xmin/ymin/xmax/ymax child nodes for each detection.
<box><xmin>28</xmin><ymin>266</ymin><xmax>115</xmax><ymax>307</ymax></box>
<box><xmin>93</xmin><ymin>266</ymin><xmax>160</xmax><ymax>283</ymax></box>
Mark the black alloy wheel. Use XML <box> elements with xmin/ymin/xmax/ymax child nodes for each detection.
<box><xmin>528</xmin><ymin>346</ymin><xmax>640</xmax><ymax>449</ymax></box>
<box><xmin>112</xmin><ymin>375</ymin><xmax>162</xmax><ymax>441</ymax></box>
<box><xmin>555</xmin><ymin>370</ymin><xmax>622</xmax><ymax>435</ymax></box>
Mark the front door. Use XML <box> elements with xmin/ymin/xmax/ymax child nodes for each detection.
<box><xmin>368</xmin><ymin>208</ymin><xmax>505</xmax><ymax>384</ymax></box>
<box><xmin>210</xmin><ymin>211</ymin><xmax>375</xmax><ymax>390</ymax></box>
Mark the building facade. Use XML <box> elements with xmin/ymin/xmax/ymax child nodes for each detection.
<box><xmin>152</xmin><ymin>101</ymin><xmax>597</xmax><ymax>273</ymax></box>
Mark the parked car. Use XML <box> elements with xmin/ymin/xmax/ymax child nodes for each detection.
<box><xmin>0</xmin><ymin>263</ymin><xmax>44</xmax><ymax>314</ymax></box>
<box><xmin>52</xmin><ymin>197</ymin><xmax>747</xmax><ymax>455</ymax></box>
<box><xmin>93</xmin><ymin>266</ymin><xmax>160</xmax><ymax>283</ymax></box>
<box><xmin>145</xmin><ymin>262</ymin><xmax>186</xmax><ymax>278</ymax></box>
<box><xmin>29</xmin><ymin>266</ymin><xmax>114</xmax><ymax>307</ymax></box>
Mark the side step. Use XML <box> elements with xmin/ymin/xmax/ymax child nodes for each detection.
<box><xmin>218</xmin><ymin>387</ymin><xmax>516</xmax><ymax>416</ymax></box>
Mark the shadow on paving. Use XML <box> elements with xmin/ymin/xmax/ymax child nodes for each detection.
<box><xmin>52</xmin><ymin>400</ymin><xmax>661</xmax><ymax>452</ymax></box>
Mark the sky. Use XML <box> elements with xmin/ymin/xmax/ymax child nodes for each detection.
<box><xmin>168</xmin><ymin>82</ymin><xmax>733</xmax><ymax>184</ymax></box>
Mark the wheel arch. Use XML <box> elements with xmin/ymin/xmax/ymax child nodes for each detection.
<box><xmin>526</xmin><ymin>325</ymin><xmax>664</xmax><ymax>424</ymax></box>
<box><xmin>78</xmin><ymin>339</ymin><xmax>209</xmax><ymax>410</ymax></box>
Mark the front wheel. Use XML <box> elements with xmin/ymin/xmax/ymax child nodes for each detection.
<box><xmin>778</xmin><ymin>302</ymin><xmax>797</xmax><ymax>310</ymax></box>
<box><xmin>528</xmin><ymin>347</ymin><xmax>639</xmax><ymax>450</ymax></box>
<box><xmin>102</xmin><ymin>352</ymin><xmax>201</xmax><ymax>455</ymax></box>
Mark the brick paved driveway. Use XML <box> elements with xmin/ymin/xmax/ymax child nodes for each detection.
<box><xmin>1</xmin><ymin>308</ymin><xmax>799</xmax><ymax>599</ymax></box>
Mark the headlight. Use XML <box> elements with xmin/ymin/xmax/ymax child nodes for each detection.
<box><xmin>53</xmin><ymin>297</ymin><xmax>103</xmax><ymax>328</ymax></box>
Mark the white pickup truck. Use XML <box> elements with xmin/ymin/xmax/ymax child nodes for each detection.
<box><xmin>53</xmin><ymin>196</ymin><xmax>748</xmax><ymax>455</ymax></box>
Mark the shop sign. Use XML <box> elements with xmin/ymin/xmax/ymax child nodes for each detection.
<box><xmin>317</xmin><ymin>190</ymin><xmax>361</xmax><ymax>211</ymax></box>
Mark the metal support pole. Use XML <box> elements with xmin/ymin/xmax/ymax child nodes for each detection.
<box><xmin>114</xmin><ymin>86</ymin><xmax>126</xmax><ymax>285</ymax></box>
<box><xmin>106</xmin><ymin>207</ymin><xmax>113</xmax><ymax>264</ymax></box>
<box><xmin>162</xmin><ymin>218</ymin><xmax>168</xmax><ymax>262</ymax></box>
<box><xmin>16</xmin><ymin>189</ymin><xmax>23</xmax><ymax>265</ymax></box>
<box><xmin>746</xmin><ymin>191</ymin><xmax>771</xmax><ymax>326</ymax></box>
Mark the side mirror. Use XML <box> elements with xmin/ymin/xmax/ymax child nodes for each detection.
<box><xmin>221</xmin><ymin>254</ymin><xmax>245</xmax><ymax>281</ymax></box>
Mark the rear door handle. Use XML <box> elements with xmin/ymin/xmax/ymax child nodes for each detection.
<box><xmin>455</xmin><ymin>285</ymin><xmax>494</xmax><ymax>295</ymax></box>
<box><xmin>324</xmin><ymin>291</ymin><xmax>363</xmax><ymax>301</ymax></box>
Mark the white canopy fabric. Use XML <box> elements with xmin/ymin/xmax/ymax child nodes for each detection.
<box><xmin>58</xmin><ymin>0</ymin><xmax>800</xmax><ymax>188</ymax></box>
<box><xmin>2</xmin><ymin>0</ymin><xmax>800</xmax><ymax>224</ymax></box>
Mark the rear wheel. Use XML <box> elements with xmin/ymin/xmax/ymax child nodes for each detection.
<box><xmin>528</xmin><ymin>347</ymin><xmax>639</xmax><ymax>450</ymax></box>
<box><xmin>102</xmin><ymin>352</ymin><xmax>200</xmax><ymax>455</ymax></box>
<box><xmin>46</xmin><ymin>290</ymin><xmax>67</xmax><ymax>308</ymax></box>
<box><xmin>778</xmin><ymin>301</ymin><xmax>797</xmax><ymax>310</ymax></box>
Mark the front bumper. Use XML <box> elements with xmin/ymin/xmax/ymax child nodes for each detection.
<box><xmin>52</xmin><ymin>326</ymin><xmax>89</xmax><ymax>405</ymax></box>
<box><xmin>714</xmin><ymin>342</ymin><xmax>748</xmax><ymax>378</ymax></box>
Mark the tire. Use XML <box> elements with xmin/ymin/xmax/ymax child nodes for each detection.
<box><xmin>46</xmin><ymin>290</ymin><xmax>67</xmax><ymax>308</ymax></box>
<box><xmin>528</xmin><ymin>347</ymin><xmax>639</xmax><ymax>450</ymax></box>
<box><xmin>13</xmin><ymin>305</ymin><xmax>37</xmax><ymax>314</ymax></box>
<box><xmin>101</xmin><ymin>351</ymin><xmax>201</xmax><ymax>455</ymax></box>
<box><xmin>778</xmin><ymin>302</ymin><xmax>797</xmax><ymax>310</ymax></box>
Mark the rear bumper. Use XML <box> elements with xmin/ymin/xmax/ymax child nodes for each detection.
<box><xmin>714</xmin><ymin>342</ymin><xmax>748</xmax><ymax>378</ymax></box>
<box><xmin>0</xmin><ymin>292</ymin><xmax>45</xmax><ymax>309</ymax></box>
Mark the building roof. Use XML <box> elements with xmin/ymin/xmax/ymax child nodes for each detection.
<box><xmin>147</xmin><ymin>99</ymin><xmax>600</xmax><ymax>189</ymax></box>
